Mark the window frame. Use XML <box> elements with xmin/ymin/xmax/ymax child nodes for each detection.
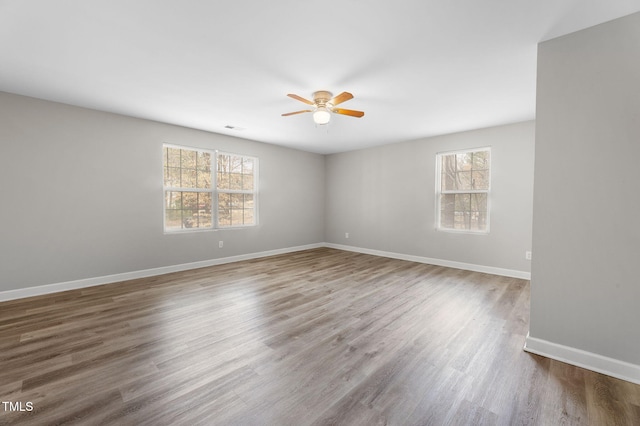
<box><xmin>163</xmin><ymin>144</ymin><xmax>258</xmax><ymax>233</ymax></box>
<box><xmin>435</xmin><ymin>146</ymin><xmax>491</xmax><ymax>234</ymax></box>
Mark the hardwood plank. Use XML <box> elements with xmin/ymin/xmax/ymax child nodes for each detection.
<box><xmin>0</xmin><ymin>247</ymin><xmax>638</xmax><ymax>425</ymax></box>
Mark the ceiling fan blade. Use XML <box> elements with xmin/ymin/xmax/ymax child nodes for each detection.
<box><xmin>332</xmin><ymin>108</ymin><xmax>364</xmax><ymax>118</ymax></box>
<box><xmin>287</xmin><ymin>94</ymin><xmax>315</xmax><ymax>105</ymax></box>
<box><xmin>281</xmin><ymin>110</ymin><xmax>313</xmax><ymax>116</ymax></box>
<box><xmin>330</xmin><ymin>92</ymin><xmax>354</xmax><ymax>106</ymax></box>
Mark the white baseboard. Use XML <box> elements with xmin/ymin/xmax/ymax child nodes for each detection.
<box><xmin>324</xmin><ymin>243</ymin><xmax>531</xmax><ymax>280</ymax></box>
<box><xmin>0</xmin><ymin>242</ymin><xmax>529</xmax><ymax>303</ymax></box>
<box><xmin>524</xmin><ymin>333</ymin><xmax>640</xmax><ymax>385</ymax></box>
<box><xmin>0</xmin><ymin>243</ymin><xmax>323</xmax><ymax>302</ymax></box>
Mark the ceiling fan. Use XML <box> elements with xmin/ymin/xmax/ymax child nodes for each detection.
<box><xmin>282</xmin><ymin>91</ymin><xmax>364</xmax><ymax>125</ymax></box>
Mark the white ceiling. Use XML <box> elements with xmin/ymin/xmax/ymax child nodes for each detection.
<box><xmin>1</xmin><ymin>1</ymin><xmax>639</xmax><ymax>154</ymax></box>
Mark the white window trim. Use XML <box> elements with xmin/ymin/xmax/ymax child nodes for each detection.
<box><xmin>435</xmin><ymin>146</ymin><xmax>491</xmax><ymax>234</ymax></box>
<box><xmin>163</xmin><ymin>144</ymin><xmax>258</xmax><ymax>233</ymax></box>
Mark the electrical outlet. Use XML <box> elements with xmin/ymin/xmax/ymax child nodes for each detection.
<box><xmin>219</xmin><ymin>241</ymin><xmax>224</xmax><ymax>248</ymax></box>
<box><xmin>345</xmin><ymin>232</ymin><xmax>349</xmax><ymax>239</ymax></box>
<box><xmin>525</xmin><ymin>251</ymin><xmax>532</xmax><ymax>260</ymax></box>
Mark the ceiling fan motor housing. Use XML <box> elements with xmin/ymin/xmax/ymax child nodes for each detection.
<box><xmin>313</xmin><ymin>91</ymin><xmax>333</xmax><ymax>107</ymax></box>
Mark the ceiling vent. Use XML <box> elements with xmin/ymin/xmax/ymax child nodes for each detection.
<box><xmin>224</xmin><ymin>125</ymin><xmax>245</xmax><ymax>131</ymax></box>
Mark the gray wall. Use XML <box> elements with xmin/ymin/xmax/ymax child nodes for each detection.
<box><xmin>325</xmin><ymin>121</ymin><xmax>535</xmax><ymax>274</ymax></box>
<box><xmin>531</xmin><ymin>12</ymin><xmax>640</xmax><ymax>365</ymax></box>
<box><xmin>0</xmin><ymin>92</ymin><xmax>536</xmax><ymax>294</ymax></box>
<box><xmin>0</xmin><ymin>92</ymin><xmax>325</xmax><ymax>292</ymax></box>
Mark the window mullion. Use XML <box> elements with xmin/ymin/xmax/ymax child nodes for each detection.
<box><xmin>441</xmin><ymin>189</ymin><xmax>488</xmax><ymax>195</ymax></box>
<box><xmin>213</xmin><ymin>152</ymin><xmax>218</xmax><ymax>229</ymax></box>
<box><xmin>165</xmin><ymin>187</ymin><xmax>212</xmax><ymax>193</ymax></box>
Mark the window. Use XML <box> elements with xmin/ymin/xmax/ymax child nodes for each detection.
<box><xmin>163</xmin><ymin>145</ymin><xmax>257</xmax><ymax>232</ymax></box>
<box><xmin>436</xmin><ymin>147</ymin><xmax>490</xmax><ymax>233</ymax></box>
<box><xmin>216</xmin><ymin>153</ymin><xmax>256</xmax><ymax>227</ymax></box>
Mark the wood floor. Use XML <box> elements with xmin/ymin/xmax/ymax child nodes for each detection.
<box><xmin>1</xmin><ymin>248</ymin><xmax>639</xmax><ymax>425</ymax></box>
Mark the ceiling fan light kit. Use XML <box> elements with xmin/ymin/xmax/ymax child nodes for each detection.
<box><xmin>313</xmin><ymin>106</ymin><xmax>331</xmax><ymax>125</ymax></box>
<box><xmin>282</xmin><ymin>90</ymin><xmax>364</xmax><ymax>125</ymax></box>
